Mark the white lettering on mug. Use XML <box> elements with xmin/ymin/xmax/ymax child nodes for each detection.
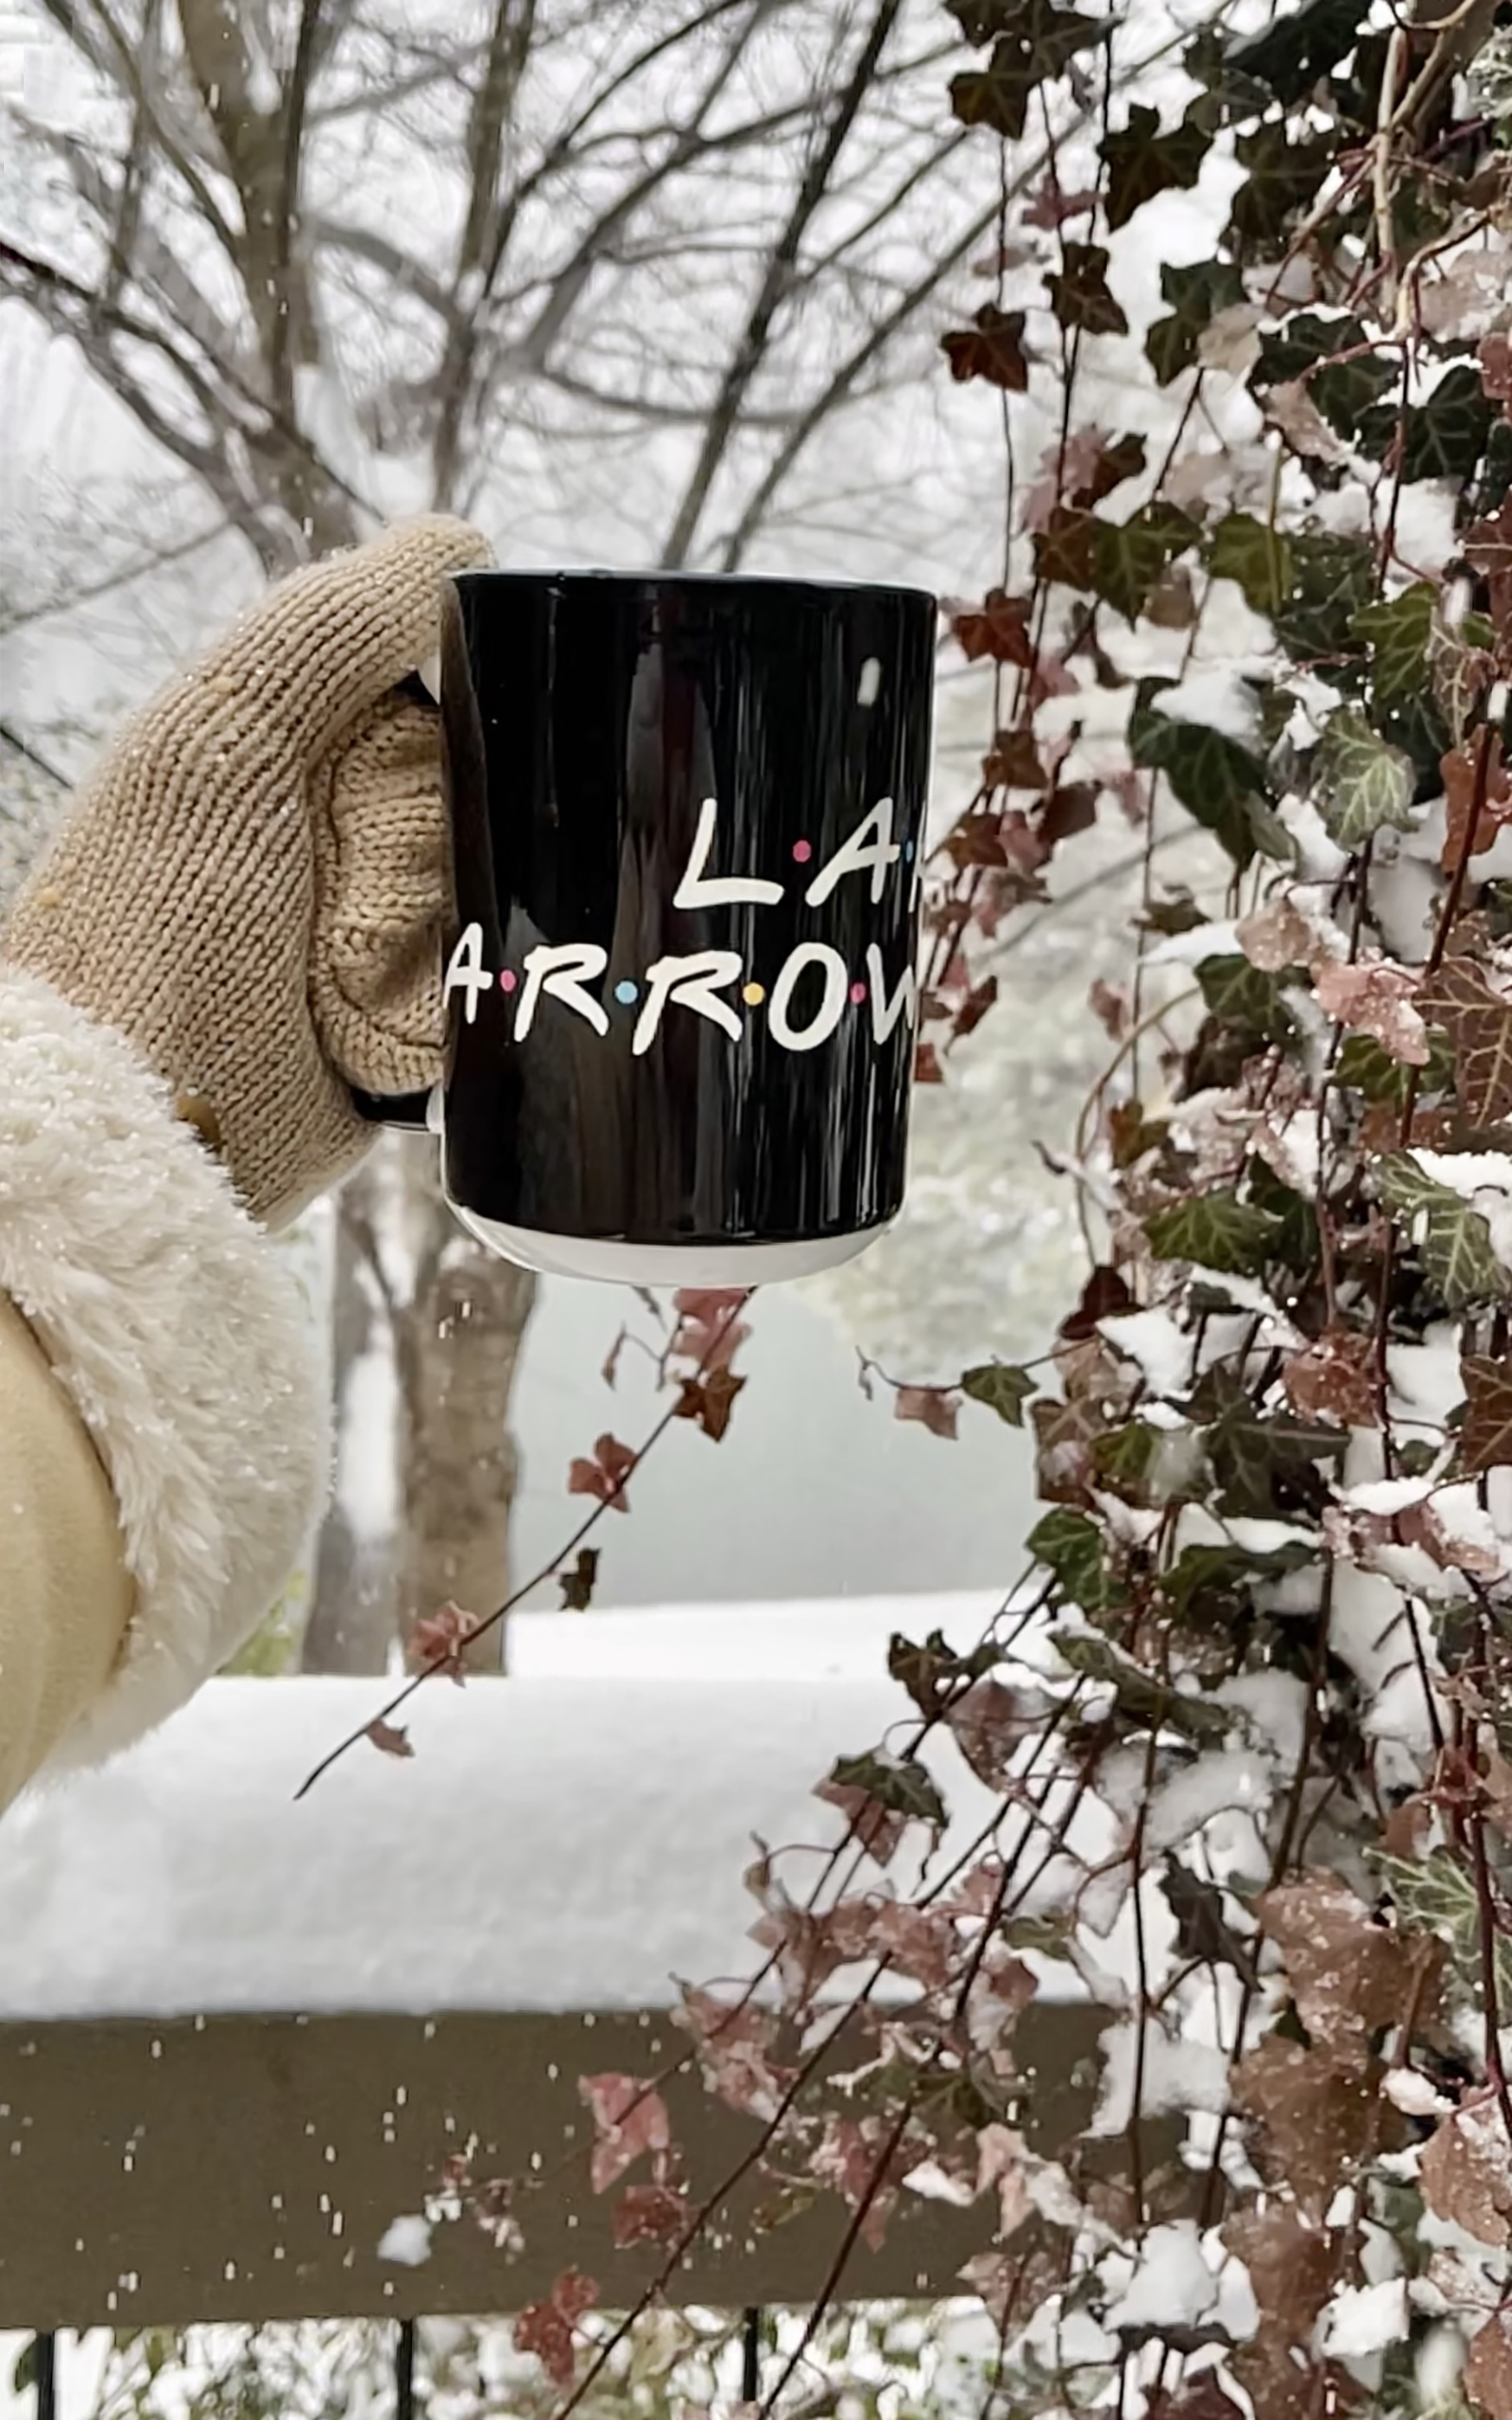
<box><xmin>514</xmin><ymin>942</ymin><xmax>610</xmax><ymax>1040</ymax></box>
<box><xmin>674</xmin><ymin>797</ymin><xmax>785</xmax><ymax>910</ymax></box>
<box><xmin>804</xmin><ymin>796</ymin><xmax>900</xmax><ymax>908</ymax></box>
<box><xmin>443</xmin><ymin>922</ymin><xmax>491</xmax><ymax>1024</ymax></box>
<box><xmin>633</xmin><ymin>950</ymin><xmax>744</xmax><ymax>1055</ymax></box>
<box><xmin>767</xmin><ymin>942</ymin><xmax>848</xmax><ymax>1052</ymax></box>
<box><xmin>865</xmin><ymin>943</ymin><xmax>916</xmax><ymax>1043</ymax></box>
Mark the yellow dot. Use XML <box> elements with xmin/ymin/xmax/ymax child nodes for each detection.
<box><xmin>742</xmin><ymin>981</ymin><xmax>765</xmax><ymax>1007</ymax></box>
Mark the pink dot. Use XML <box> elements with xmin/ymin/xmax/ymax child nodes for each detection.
<box><xmin>499</xmin><ymin>968</ymin><xmax>518</xmax><ymax>994</ymax></box>
<box><xmin>850</xmin><ymin>980</ymin><xmax>868</xmax><ymax>1005</ymax></box>
<box><xmin>792</xmin><ymin>838</ymin><xmax>813</xmax><ymax>864</ymax></box>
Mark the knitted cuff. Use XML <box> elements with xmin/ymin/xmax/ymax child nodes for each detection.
<box><xmin>0</xmin><ymin>972</ymin><xmax>329</xmax><ymax>1772</ymax></box>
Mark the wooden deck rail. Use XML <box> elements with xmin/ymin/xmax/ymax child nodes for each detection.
<box><xmin>0</xmin><ymin>2002</ymin><xmax>1127</xmax><ymax>2331</ymax></box>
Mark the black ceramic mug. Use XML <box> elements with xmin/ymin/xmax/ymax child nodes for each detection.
<box><xmin>429</xmin><ymin>570</ymin><xmax>935</xmax><ymax>1285</ymax></box>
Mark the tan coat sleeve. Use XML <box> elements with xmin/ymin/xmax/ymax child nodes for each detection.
<box><xmin>0</xmin><ymin>1295</ymin><xmax>133</xmax><ymax>1810</ymax></box>
<box><xmin>0</xmin><ymin>972</ymin><xmax>329</xmax><ymax>1792</ymax></box>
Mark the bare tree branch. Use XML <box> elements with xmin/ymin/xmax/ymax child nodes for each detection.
<box><xmin>431</xmin><ymin>0</ymin><xmax>788</xmax><ymax>500</ymax></box>
<box><xmin>454</xmin><ymin>0</ymin><xmax>536</xmax><ymax>294</ymax></box>
<box><xmin>38</xmin><ymin>0</ymin><xmax>241</xmax><ymax>261</ymax></box>
<box><xmin>308</xmin><ymin>216</ymin><xmax>462</xmax><ymax>331</ymax></box>
<box><xmin>0</xmin><ymin>235</ymin><xmax>365</xmax><ymax>561</ymax></box>
<box><xmin>0</xmin><ymin>515</ymin><xmax>232</xmax><ymax>636</ymax></box>
<box><xmin>268</xmin><ymin>0</ymin><xmax>324</xmax><ymax>402</ymax></box>
<box><xmin>97</xmin><ymin>0</ymin><xmax>163</xmax><ymax>319</ymax></box>
<box><xmin>662</xmin><ymin>0</ymin><xmax>906</xmax><ymax>565</ymax></box>
<box><xmin>10</xmin><ymin>112</ymin><xmax>249</xmax><ymax>373</ymax></box>
<box><xmin>0</xmin><ymin>722</ymin><xmax>69</xmax><ymax>787</ymax></box>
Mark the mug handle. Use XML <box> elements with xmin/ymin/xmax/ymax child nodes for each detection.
<box><xmin>348</xmin><ymin>664</ymin><xmax>446</xmax><ymax>1136</ymax></box>
<box><xmin>352</xmin><ymin>1085</ymin><xmax>435</xmax><ymax>1132</ymax></box>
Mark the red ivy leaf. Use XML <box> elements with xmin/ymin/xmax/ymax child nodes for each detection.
<box><xmin>669</xmin><ymin>1288</ymin><xmax>750</xmax><ymax>1370</ymax></box>
<box><xmin>1023</xmin><ymin>173</ymin><xmax>1099</xmax><ymax>228</ymax></box>
<box><xmin>915</xmin><ymin>1041</ymin><xmax>945</xmax><ymax>1084</ymax></box>
<box><xmin>895</xmin><ymin>1386</ymin><xmax>960</xmax><ymax>1440</ymax></box>
<box><xmin>1461</xmin><ymin>1354</ymin><xmax>1512</xmax><ymax>1475</ymax></box>
<box><xmin>952</xmin><ymin>974</ymin><xmax>1000</xmax><ymax>1044</ymax></box>
<box><xmin>949</xmin><ymin>587</ymin><xmax>1036</xmax><ymax>666</ymax></box>
<box><xmin>1282</xmin><ymin>1326</ymin><xmax>1380</xmax><ymax>1428</ymax></box>
<box><xmin>611</xmin><ymin>2184</ymin><xmax>691</xmax><ymax>2249</ymax></box>
<box><xmin>941</xmin><ymin>302</ymin><xmax>1030</xmax><ymax>391</ymax></box>
<box><xmin>515</xmin><ymin>2270</ymin><xmax>599</xmax><ymax>2390</ymax></box>
<box><xmin>1423</xmin><ymin>948</ymin><xmax>1512</xmax><ymax>1122</ymax></box>
<box><xmin>813</xmin><ymin>1773</ymin><xmax>907</xmax><ymax>1866</ymax></box>
<box><xmin>365</xmin><ymin>1718</ymin><xmax>414</xmax><ymax>1761</ymax></box>
<box><xmin>579</xmin><ymin>2073</ymin><xmax>672</xmax><ymax>2195</ymax></box>
<box><xmin>558</xmin><ymin>1547</ymin><xmax>601</xmax><ymax>1611</ymax></box>
<box><xmin>409</xmin><ymin>1599</ymin><xmax>480</xmax><ymax>1681</ymax></box>
<box><xmin>676</xmin><ymin>1985</ymin><xmax>793</xmax><ymax>2123</ymax></box>
<box><xmin>982</xmin><ymin>727</ymin><xmax>1048</xmax><ymax>790</ymax></box>
<box><xmin>674</xmin><ymin>1367</ymin><xmax>747</xmax><ymax>1442</ymax></box>
<box><xmin>1089</xmin><ymin>977</ymin><xmax>1128</xmax><ymax>1039</ymax></box>
<box><xmin>567</xmin><ymin>1433</ymin><xmax>637</xmax><ymax>1512</ymax></box>
<box><xmin>1059</xmin><ymin>1264</ymin><xmax>1133</xmax><ymax>1341</ymax></box>
<box><xmin>1313</xmin><ymin>959</ymin><xmax>1429</xmax><ymax>1066</ymax></box>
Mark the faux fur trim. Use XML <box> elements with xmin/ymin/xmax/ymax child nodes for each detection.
<box><xmin>0</xmin><ymin>973</ymin><xmax>329</xmax><ymax>1772</ymax></box>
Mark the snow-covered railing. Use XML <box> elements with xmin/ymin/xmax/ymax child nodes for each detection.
<box><xmin>0</xmin><ymin>1604</ymin><xmax>1143</xmax><ymax>2406</ymax></box>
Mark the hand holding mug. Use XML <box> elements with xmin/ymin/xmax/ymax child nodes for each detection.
<box><xmin>4</xmin><ymin>516</ymin><xmax>490</xmax><ymax>1229</ymax></box>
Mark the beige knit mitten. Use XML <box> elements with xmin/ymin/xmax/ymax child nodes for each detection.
<box><xmin>3</xmin><ymin>515</ymin><xmax>491</xmax><ymax>1228</ymax></box>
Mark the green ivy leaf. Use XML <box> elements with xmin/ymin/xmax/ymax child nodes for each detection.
<box><xmin>961</xmin><ymin>1363</ymin><xmax>1039</xmax><ymax>1426</ymax></box>
<box><xmin>826</xmin><ymin>1749</ymin><xmax>947</xmax><ymax>1834</ymax></box>
<box><xmin>1052</xmin><ymin>1630</ymin><xmax>1234</xmax><ymax>1743</ymax></box>
<box><xmin>1369</xmin><ymin>1846</ymin><xmax>1512</xmax><ymax>2010</ymax></box>
<box><xmin>1090</xmin><ymin>1418</ymin><xmax>1169</xmax><ymax>1503</ymax></box>
<box><xmin>1228</xmin><ymin>126</ymin><xmax>1333</xmax><ymax>257</ymax></box>
<box><xmin>1375</xmin><ymin>1152</ymin><xmax>1512</xmax><ymax>1310</ymax></box>
<box><xmin>1274</xmin><ymin>531</ymin><xmax>1376</xmax><ymax>662</ymax></box>
<box><xmin>887</xmin><ymin>1629</ymin><xmax>1002</xmax><ymax>1717</ymax></box>
<box><xmin>1314</xmin><ymin>706</ymin><xmax>1417</xmax><ymax>848</ymax></box>
<box><xmin>1349</xmin><ymin>582</ymin><xmax>1435</xmax><ymax>707</ymax></box>
<box><xmin>1253</xmin><ymin>310</ymin><xmax>1397</xmax><ymax>437</ymax></box>
<box><xmin>1027</xmin><ymin>1506</ymin><xmax>1118</xmax><ymax>1612</ymax></box>
<box><xmin>1160</xmin><ymin>1856</ymin><xmax>1257</xmax><ymax>1978</ymax></box>
<box><xmin>1091</xmin><ymin>502</ymin><xmax>1199</xmax><ymax>622</ymax></box>
<box><xmin>1146</xmin><ymin>258</ymin><xmax>1246</xmax><ymax>386</ymax></box>
<box><xmin>1247</xmin><ymin>1156</ymin><xmax>1320</xmax><ymax>1275</ymax></box>
<box><xmin>1191</xmin><ymin>1368</ymin><xmax>1348</xmax><ymax>1519</ymax></box>
<box><xmin>1128</xmin><ymin>682</ymin><xmax>1283</xmax><ymax>869</ymax></box>
<box><xmin>1337</xmin><ymin>1029</ymin><xmax>1457</xmax><ymax>1108</ymax></box>
<box><xmin>1100</xmin><ymin>103</ymin><xmax>1212</xmax><ymax>231</ymax></box>
<box><xmin>1145</xmin><ymin>1189</ymin><xmax>1283</xmax><ymax>1275</ymax></box>
<box><xmin>1400</xmin><ymin>364</ymin><xmax>1495</xmax><ymax>484</ymax></box>
<box><xmin>1208</xmin><ymin>511</ymin><xmax>1294</xmax><ymax>617</ymax></box>
<box><xmin>1163</xmin><ymin>1538</ymin><xmax>1317</xmax><ymax>1623</ymax></box>
<box><xmin>1195</xmin><ymin>953</ymin><xmax>1299</xmax><ymax>1049</ymax></box>
<box><xmin>1219</xmin><ymin>0</ymin><xmax>1365</xmax><ymax>110</ymax></box>
<box><xmin>1045</xmin><ymin>241</ymin><xmax>1128</xmax><ymax>337</ymax></box>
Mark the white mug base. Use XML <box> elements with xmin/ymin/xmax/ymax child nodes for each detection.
<box><xmin>446</xmin><ymin>1206</ymin><xmax>891</xmax><ymax>1288</ymax></box>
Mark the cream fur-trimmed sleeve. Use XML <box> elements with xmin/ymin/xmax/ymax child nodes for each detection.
<box><xmin>0</xmin><ymin>972</ymin><xmax>329</xmax><ymax>1793</ymax></box>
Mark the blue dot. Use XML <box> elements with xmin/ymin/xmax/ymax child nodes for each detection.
<box><xmin>614</xmin><ymin>979</ymin><xmax>639</xmax><ymax>1005</ymax></box>
<box><xmin>902</xmin><ymin>838</ymin><xmax>916</xmax><ymax>863</ymax></box>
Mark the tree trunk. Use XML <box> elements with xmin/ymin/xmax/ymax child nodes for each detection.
<box><xmin>302</xmin><ymin>1158</ymin><xmax>401</xmax><ymax>1673</ymax></box>
<box><xmin>389</xmin><ymin>1136</ymin><xmax>537</xmax><ymax>1672</ymax></box>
